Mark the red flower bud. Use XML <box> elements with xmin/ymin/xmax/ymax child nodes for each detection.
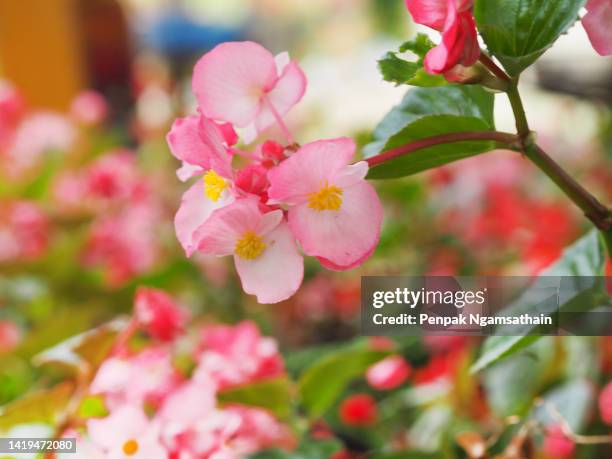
<box><xmin>339</xmin><ymin>393</ymin><xmax>377</xmax><ymax>427</ymax></box>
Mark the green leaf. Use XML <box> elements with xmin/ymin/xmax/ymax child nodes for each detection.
<box><xmin>367</xmin><ymin>114</ymin><xmax>496</xmax><ymax>179</ymax></box>
<box><xmin>471</xmin><ymin>335</ymin><xmax>541</xmax><ymax>374</ymax></box>
<box><xmin>399</xmin><ymin>34</ymin><xmax>436</xmax><ymax>61</ymax></box>
<box><xmin>378</xmin><ymin>52</ymin><xmax>418</xmax><ymax>86</ymax></box>
<box><xmin>483</xmin><ymin>338</ymin><xmax>556</xmax><ymax>417</ymax></box>
<box><xmin>0</xmin><ymin>383</ymin><xmax>74</xmax><ymax>431</ymax></box>
<box><xmin>377</xmin><ymin>34</ymin><xmax>447</xmax><ymax>88</ymax></box>
<box><xmin>474</xmin><ymin>0</ymin><xmax>586</xmax><ymax>75</ymax></box>
<box><xmin>249</xmin><ymin>439</ymin><xmax>342</xmax><ymax>459</ymax></box>
<box><xmin>77</xmin><ymin>395</ymin><xmax>108</xmax><ymax>419</ymax></box>
<box><xmin>472</xmin><ymin>230</ymin><xmax>606</xmax><ymax>372</ymax></box>
<box><xmin>217</xmin><ymin>378</ymin><xmax>292</xmax><ymax>419</ymax></box>
<box><xmin>298</xmin><ymin>347</ymin><xmax>388</xmax><ymax>417</ymax></box>
<box><xmin>364</xmin><ymin>85</ymin><xmax>495</xmax><ymax>160</ymax></box>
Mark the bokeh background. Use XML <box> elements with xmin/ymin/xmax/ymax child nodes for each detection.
<box><xmin>0</xmin><ymin>0</ymin><xmax>611</xmax><ymax>457</ymax></box>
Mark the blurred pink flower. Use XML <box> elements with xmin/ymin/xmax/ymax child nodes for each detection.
<box><xmin>83</xmin><ymin>203</ymin><xmax>161</xmax><ymax>287</ymax></box>
<box><xmin>0</xmin><ymin>80</ymin><xmax>26</xmax><ymax>150</ymax></box>
<box><xmin>87</xmin><ymin>404</ymin><xmax>166</xmax><ymax>459</ymax></box>
<box><xmin>582</xmin><ymin>0</ymin><xmax>612</xmax><ymax>56</ymax></box>
<box><xmin>366</xmin><ymin>355</ymin><xmax>411</xmax><ymax>390</ymax></box>
<box><xmin>134</xmin><ymin>287</ymin><xmax>188</xmax><ymax>342</ymax></box>
<box><xmin>195</xmin><ymin>321</ymin><xmax>285</xmax><ymax>389</ymax></box>
<box><xmin>599</xmin><ymin>381</ymin><xmax>612</xmax><ymax>425</ymax></box>
<box><xmin>0</xmin><ymin>201</ymin><xmax>50</xmax><ymax>263</ymax></box>
<box><xmin>268</xmin><ymin>138</ymin><xmax>382</xmax><ymax>270</ymax></box>
<box><xmin>0</xmin><ymin>320</ymin><xmax>22</xmax><ymax>352</ymax></box>
<box><xmin>85</xmin><ymin>151</ymin><xmax>145</xmax><ymax>204</ymax></box>
<box><xmin>192</xmin><ymin>41</ymin><xmax>306</xmax><ymax>137</ymax></box>
<box><xmin>194</xmin><ymin>199</ymin><xmax>303</xmax><ymax>303</ymax></box>
<box><xmin>70</xmin><ymin>90</ymin><xmax>109</xmax><ymax>126</ymax></box>
<box><xmin>5</xmin><ymin>111</ymin><xmax>76</xmax><ymax>176</ymax></box>
<box><xmin>405</xmin><ymin>0</ymin><xmax>479</xmax><ymax>74</ymax></box>
<box><xmin>91</xmin><ymin>347</ymin><xmax>181</xmax><ymax>409</ymax></box>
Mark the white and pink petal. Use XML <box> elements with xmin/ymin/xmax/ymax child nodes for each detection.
<box><xmin>234</xmin><ymin>223</ymin><xmax>303</xmax><ymax>303</ymax></box>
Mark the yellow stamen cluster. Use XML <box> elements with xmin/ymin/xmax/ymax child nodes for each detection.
<box><xmin>308</xmin><ymin>183</ymin><xmax>343</xmax><ymax>211</ymax></box>
<box><xmin>122</xmin><ymin>439</ymin><xmax>139</xmax><ymax>456</ymax></box>
<box><xmin>234</xmin><ymin>231</ymin><xmax>266</xmax><ymax>260</ymax></box>
<box><xmin>203</xmin><ymin>170</ymin><xmax>227</xmax><ymax>202</ymax></box>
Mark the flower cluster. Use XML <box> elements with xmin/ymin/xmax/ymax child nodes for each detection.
<box><xmin>62</xmin><ymin>288</ymin><xmax>293</xmax><ymax>459</ymax></box>
<box><xmin>168</xmin><ymin>41</ymin><xmax>383</xmax><ymax>303</ymax></box>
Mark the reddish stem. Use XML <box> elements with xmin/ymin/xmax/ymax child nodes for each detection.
<box><xmin>365</xmin><ymin>131</ymin><xmax>519</xmax><ymax>168</ymax></box>
<box><xmin>478</xmin><ymin>53</ymin><xmax>511</xmax><ymax>82</ymax></box>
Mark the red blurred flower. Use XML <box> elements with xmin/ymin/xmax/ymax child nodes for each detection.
<box><xmin>339</xmin><ymin>393</ymin><xmax>378</xmax><ymax>427</ymax></box>
<box><xmin>413</xmin><ymin>348</ymin><xmax>465</xmax><ymax>385</ymax></box>
<box><xmin>134</xmin><ymin>287</ymin><xmax>188</xmax><ymax>341</ymax></box>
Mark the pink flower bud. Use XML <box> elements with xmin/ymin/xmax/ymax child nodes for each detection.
<box><xmin>542</xmin><ymin>425</ymin><xmax>575</xmax><ymax>459</ymax></box>
<box><xmin>366</xmin><ymin>355</ymin><xmax>411</xmax><ymax>390</ymax></box>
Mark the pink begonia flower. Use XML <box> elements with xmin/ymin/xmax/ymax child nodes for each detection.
<box><xmin>267</xmin><ymin>138</ymin><xmax>382</xmax><ymax>269</ymax></box>
<box><xmin>134</xmin><ymin>287</ymin><xmax>188</xmax><ymax>342</ymax></box>
<box><xmin>168</xmin><ymin>114</ymin><xmax>237</xmax><ymax>256</ymax></box>
<box><xmin>366</xmin><ymin>355</ymin><xmax>412</xmax><ymax>390</ymax></box>
<box><xmin>90</xmin><ymin>347</ymin><xmax>181</xmax><ymax>409</ymax></box>
<box><xmin>405</xmin><ymin>0</ymin><xmax>479</xmax><ymax>74</ymax></box>
<box><xmin>167</xmin><ymin>113</ymin><xmax>236</xmax><ymax>181</ymax></box>
<box><xmin>194</xmin><ymin>198</ymin><xmax>303</xmax><ymax>303</ymax></box>
<box><xmin>70</xmin><ymin>90</ymin><xmax>108</xmax><ymax>126</ymax></box>
<box><xmin>582</xmin><ymin>0</ymin><xmax>612</xmax><ymax>56</ymax></box>
<box><xmin>194</xmin><ymin>321</ymin><xmax>284</xmax><ymax>388</ymax></box>
<box><xmin>87</xmin><ymin>404</ymin><xmax>167</xmax><ymax>459</ymax></box>
<box><xmin>192</xmin><ymin>41</ymin><xmax>306</xmax><ymax>140</ymax></box>
<box><xmin>405</xmin><ymin>0</ymin><xmax>472</xmax><ymax>30</ymax></box>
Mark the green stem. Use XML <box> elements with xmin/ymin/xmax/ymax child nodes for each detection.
<box><xmin>524</xmin><ymin>144</ymin><xmax>612</xmax><ymax>232</ymax></box>
<box><xmin>506</xmin><ymin>82</ymin><xmax>530</xmax><ymax>139</ymax></box>
<box><xmin>505</xmin><ymin>81</ymin><xmax>612</xmax><ymax>259</ymax></box>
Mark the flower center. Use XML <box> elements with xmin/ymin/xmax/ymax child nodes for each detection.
<box><xmin>203</xmin><ymin>170</ymin><xmax>227</xmax><ymax>202</ymax></box>
<box><xmin>234</xmin><ymin>231</ymin><xmax>266</xmax><ymax>260</ymax></box>
<box><xmin>308</xmin><ymin>183</ymin><xmax>343</xmax><ymax>211</ymax></box>
<box><xmin>122</xmin><ymin>439</ymin><xmax>139</xmax><ymax>456</ymax></box>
